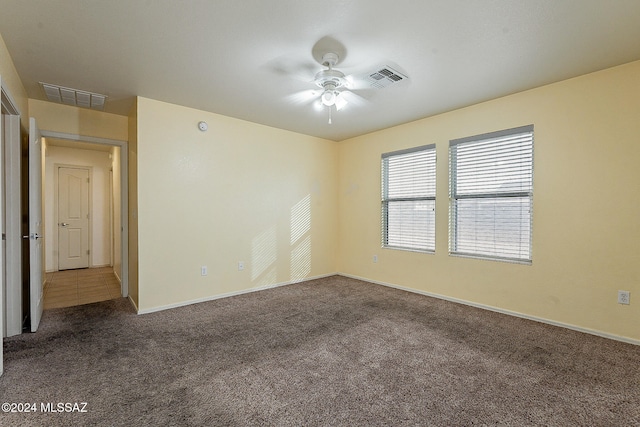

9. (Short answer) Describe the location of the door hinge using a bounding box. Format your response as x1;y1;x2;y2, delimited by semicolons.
87;250;90;255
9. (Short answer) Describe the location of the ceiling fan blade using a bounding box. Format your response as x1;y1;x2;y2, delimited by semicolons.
334;92;348;111
264;55;318;83
285;89;320;106
340;90;368;108
344;74;373;91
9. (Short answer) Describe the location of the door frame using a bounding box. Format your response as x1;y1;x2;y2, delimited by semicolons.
1;80;22;375
41;131;129;298
54;165;92;271
3;115;21;338
2;82;22;341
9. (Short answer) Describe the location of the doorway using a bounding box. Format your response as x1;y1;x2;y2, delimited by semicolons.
42;131;129;297
40;132;129;309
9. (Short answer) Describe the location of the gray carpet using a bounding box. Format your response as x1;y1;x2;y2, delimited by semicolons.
1;275;639;426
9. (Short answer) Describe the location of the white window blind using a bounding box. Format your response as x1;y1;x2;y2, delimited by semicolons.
382;144;436;252
449;125;533;263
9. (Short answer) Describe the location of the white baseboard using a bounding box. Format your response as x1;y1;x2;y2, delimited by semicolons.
136;273;337;315
339;273;640;347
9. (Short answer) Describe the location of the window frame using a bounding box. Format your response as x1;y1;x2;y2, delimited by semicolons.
381;143;437;253
449;125;534;264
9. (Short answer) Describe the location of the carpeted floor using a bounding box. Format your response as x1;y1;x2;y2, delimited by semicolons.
1;275;639;426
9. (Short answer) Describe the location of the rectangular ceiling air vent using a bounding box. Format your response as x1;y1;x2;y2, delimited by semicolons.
40;82;107;111
365;66;408;89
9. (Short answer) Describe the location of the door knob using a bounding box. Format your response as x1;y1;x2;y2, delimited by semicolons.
60;223;69;227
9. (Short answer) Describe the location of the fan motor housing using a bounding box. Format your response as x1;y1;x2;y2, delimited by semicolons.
315;69;346;90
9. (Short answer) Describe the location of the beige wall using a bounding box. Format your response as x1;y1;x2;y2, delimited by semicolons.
28;99;128;141
338;60;640;342
135;97;338;312
0;33;28;124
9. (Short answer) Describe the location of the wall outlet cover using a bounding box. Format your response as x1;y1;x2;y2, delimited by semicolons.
617;290;630;305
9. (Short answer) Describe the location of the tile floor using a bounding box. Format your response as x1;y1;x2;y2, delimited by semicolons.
44;267;122;310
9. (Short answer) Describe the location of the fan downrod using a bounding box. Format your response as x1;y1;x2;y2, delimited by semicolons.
314;52;346;92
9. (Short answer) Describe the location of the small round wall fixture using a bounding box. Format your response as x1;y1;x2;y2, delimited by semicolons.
198;121;208;132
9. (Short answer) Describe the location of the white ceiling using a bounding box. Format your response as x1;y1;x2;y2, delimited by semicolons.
1;1;640;141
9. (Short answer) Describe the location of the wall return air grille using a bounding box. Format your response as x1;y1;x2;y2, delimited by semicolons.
40;82;107;110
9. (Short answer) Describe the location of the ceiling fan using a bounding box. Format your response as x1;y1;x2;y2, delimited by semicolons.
314;52;351;114
283;50;409;124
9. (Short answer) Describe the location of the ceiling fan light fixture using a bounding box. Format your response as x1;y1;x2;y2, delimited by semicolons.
321;89;337;106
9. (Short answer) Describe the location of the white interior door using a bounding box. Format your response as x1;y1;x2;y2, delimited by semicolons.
28;118;43;332
58;167;89;270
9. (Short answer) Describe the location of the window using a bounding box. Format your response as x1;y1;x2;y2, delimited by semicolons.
382;144;436;252
449;125;533;263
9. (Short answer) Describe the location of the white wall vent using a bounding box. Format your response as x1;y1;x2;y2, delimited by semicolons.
40;82;107;111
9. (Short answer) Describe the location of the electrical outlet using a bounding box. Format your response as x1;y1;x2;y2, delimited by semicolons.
618;290;630;305
373;255;378;263
201;266;208;276
238;261;245;271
